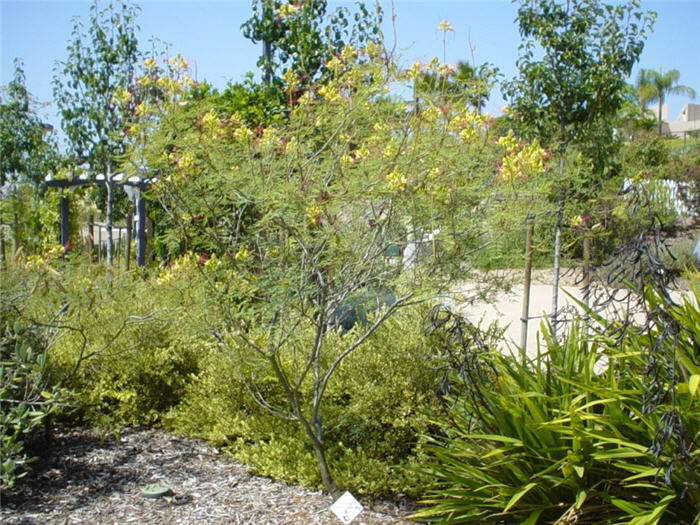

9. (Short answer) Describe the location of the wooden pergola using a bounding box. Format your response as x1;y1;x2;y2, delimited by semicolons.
43;171;155;267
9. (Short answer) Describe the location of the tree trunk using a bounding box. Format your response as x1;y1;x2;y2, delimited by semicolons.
87;214;95;260
12;212;19;261
551;188;564;340
125;203;132;271
268;353;338;497
657;95;664;135
106;165;114;268
520;221;534;361
0;216;6;270
303;422;338;498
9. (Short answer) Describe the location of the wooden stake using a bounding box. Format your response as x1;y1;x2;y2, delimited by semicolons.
520;221;534;362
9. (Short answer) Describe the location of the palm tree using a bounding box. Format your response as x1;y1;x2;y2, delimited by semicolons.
636;67;696;135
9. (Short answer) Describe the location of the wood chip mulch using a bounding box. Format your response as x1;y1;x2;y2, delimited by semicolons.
1;426;414;525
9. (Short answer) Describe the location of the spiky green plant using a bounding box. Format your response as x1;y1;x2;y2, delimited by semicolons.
414;299;699;524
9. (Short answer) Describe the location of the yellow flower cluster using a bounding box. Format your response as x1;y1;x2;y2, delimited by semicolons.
282;68;298;89
386;169;408;192
277;2;300;18
24;245;64;270
306;203;322;226
407;61;423;80
448;109;486;142
318;83;341;103
437;20;454;33
234;246;250;261
169;151;194;173
201;109;219;133
233;126;254;142
167;54;188;73
258;126;280;152
497;130;546;184
382;140;399;160
113;88;132;105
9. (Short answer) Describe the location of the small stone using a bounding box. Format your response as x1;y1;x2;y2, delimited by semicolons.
140;482;173;499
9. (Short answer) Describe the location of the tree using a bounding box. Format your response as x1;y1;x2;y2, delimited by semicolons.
637;67;697;135
0;60;58;265
241;0;382;89
126;51;503;495
502;0;654;337
413;60;499;115
53;0;141;267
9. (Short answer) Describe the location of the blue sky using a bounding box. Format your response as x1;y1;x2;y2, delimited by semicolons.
2;0;699;137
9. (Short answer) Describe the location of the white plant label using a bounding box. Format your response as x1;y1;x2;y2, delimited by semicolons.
330;491;363;524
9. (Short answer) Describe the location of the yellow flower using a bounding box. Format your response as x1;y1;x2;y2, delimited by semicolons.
282;68;298;87
234;126;253;142
277;2;300;18
201;109;220;136
407;61;423;80
318;83;340;102
437;20;454;33
259;126;279;150
382;141;398;159
306;203;322;226
386;169;408;192
235;246;250;261
134;102;149;118
341;45;356;63
365;41;380;59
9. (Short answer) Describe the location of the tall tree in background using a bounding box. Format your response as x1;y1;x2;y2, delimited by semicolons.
241;0;382;90
1;60;58;265
637;67;696;135
503;0;654;337
53;0;141;267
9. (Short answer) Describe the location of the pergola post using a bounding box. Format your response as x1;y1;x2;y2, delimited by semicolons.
44;171;154;267
137;192;147;268
60;192;70;249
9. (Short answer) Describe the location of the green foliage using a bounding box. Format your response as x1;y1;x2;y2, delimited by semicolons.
0;59;58;187
215;74;286;127
415;289;700;524
241;0;382;87
44;265;204;428
53;0;141;170
504;0;654;150
127;48;511;493
0;268;72;490
168;306;441;497
658;237;698;277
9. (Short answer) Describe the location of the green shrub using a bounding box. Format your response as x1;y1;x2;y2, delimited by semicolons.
3;255;208;430
168;306;443;497
414;302;699;524
47;266;208;428
0;272;72;489
659;237;698;276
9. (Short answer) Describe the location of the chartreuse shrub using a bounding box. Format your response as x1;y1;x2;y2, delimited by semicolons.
168;306;442;497
46;259;213;428
414;288;700;524
3;251;211;432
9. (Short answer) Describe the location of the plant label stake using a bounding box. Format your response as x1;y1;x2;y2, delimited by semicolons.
330;491;363;524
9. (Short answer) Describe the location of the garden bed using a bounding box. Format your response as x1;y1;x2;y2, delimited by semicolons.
1;426;413;525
